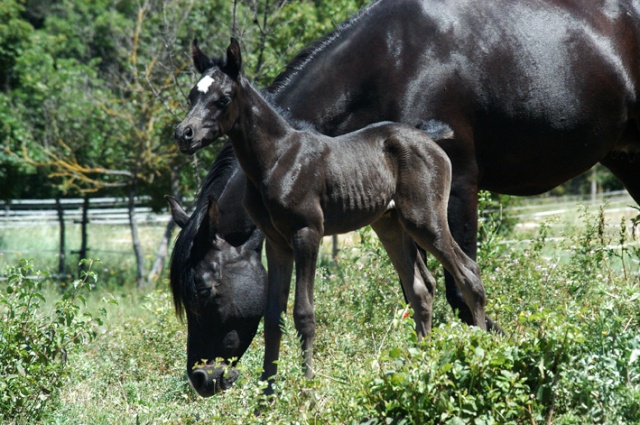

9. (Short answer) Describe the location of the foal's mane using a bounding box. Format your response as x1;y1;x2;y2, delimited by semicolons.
268;0;383;95
170;141;238;319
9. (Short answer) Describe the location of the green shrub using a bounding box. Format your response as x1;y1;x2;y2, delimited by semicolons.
0;259;103;423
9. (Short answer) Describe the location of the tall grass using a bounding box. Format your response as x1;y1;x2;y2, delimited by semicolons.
2;200;640;423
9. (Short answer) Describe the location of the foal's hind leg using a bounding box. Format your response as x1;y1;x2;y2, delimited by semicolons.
397;203;487;331
372;213;435;338
402;217;487;331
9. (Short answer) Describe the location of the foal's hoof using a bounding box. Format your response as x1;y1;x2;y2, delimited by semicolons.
486;317;505;336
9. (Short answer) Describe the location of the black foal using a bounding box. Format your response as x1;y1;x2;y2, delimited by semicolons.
175;38;487;394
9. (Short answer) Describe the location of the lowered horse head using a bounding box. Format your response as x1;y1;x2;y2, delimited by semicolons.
175;39;242;155
166;144;266;397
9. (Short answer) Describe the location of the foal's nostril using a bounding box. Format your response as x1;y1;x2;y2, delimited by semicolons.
175;126;194;141
183;126;194;141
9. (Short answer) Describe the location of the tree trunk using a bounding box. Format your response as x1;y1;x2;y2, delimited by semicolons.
147;220;175;283
128;178;148;289
254;0;272;78
56;196;66;282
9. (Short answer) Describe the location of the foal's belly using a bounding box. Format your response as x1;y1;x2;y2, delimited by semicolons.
321;200;392;236
320;144;397;234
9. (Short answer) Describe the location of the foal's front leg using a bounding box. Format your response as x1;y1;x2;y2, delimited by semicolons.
292;227;322;379
261;240;294;395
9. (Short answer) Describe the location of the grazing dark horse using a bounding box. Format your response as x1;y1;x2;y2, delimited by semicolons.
173;0;640;395
176;38;487;393
165;142;266;396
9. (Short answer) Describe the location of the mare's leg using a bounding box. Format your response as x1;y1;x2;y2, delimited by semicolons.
261;239;294;395
371;213;435;337
292;227;321;379
601;154;640;205
437;136;500;332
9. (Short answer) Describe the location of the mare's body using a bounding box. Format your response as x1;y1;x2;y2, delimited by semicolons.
176;39;486;393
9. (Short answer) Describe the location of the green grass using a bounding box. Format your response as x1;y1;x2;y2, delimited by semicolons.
2;199;640;423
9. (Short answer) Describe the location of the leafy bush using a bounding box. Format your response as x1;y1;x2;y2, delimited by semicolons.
362;206;640;425
0;259;103;423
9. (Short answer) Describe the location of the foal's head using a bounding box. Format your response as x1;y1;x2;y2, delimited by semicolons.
175;38;243;154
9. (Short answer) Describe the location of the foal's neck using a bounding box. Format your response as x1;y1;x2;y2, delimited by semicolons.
228;77;294;185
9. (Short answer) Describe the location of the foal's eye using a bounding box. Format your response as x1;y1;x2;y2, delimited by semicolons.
215;96;231;108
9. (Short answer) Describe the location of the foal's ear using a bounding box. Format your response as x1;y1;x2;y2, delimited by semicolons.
191;39;211;74
224;37;242;80
165;195;190;228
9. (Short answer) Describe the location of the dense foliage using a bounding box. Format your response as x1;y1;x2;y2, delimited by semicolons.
0;0;368;202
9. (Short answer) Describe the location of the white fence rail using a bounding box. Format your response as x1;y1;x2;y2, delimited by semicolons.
1;191;635;229
0;197;171;228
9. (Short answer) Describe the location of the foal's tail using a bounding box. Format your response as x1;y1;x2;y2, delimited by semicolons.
415;119;455;142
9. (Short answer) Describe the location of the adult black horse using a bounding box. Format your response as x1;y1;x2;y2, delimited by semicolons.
173;0;640;396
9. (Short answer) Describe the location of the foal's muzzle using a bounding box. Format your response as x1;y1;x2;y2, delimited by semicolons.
175;125;194;142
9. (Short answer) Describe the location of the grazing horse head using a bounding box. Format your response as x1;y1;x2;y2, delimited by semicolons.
174;40;242;155
166;145;266;397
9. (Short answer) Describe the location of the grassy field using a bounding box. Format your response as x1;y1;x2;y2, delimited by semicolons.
0;221;169;285
2;195;640;424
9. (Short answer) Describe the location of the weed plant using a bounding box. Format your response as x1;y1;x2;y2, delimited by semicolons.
0;259;104;424
2;202;640;423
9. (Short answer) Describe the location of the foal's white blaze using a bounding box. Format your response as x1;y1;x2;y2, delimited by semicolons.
197;75;215;94
386;199;396;211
